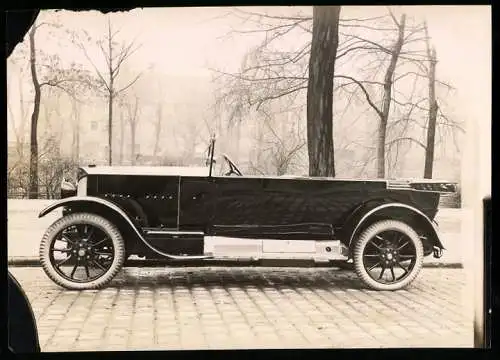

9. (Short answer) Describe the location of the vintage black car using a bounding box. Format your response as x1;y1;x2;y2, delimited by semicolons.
38;137;457;291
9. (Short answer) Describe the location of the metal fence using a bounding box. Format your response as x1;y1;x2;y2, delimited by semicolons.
7;190;60;200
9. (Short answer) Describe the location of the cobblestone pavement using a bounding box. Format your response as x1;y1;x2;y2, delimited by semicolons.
9;266;474;352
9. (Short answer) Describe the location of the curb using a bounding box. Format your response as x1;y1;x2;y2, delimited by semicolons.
7;258;464;269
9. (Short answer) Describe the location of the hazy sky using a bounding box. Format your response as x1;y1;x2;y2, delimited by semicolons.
7;6;491;184
18;5;489;126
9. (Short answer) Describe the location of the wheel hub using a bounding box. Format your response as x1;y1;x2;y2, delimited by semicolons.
73;240;94;261
380;248;398;264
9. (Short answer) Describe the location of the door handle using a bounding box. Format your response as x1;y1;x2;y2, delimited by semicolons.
192;193;204;200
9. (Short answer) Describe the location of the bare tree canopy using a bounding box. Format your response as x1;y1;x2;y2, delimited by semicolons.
71;17;143;165
212;6;463;179
7;7;475;200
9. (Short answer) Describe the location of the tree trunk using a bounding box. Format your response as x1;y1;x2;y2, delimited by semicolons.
130;123;136;165
107;23;114;166
424;26;438;179
108;92;113;165
28;24;41;199
71;99;81;163
152;103;162;158
306;6;341;177
377;14;406;179
129;97;139;165
119;107;124;165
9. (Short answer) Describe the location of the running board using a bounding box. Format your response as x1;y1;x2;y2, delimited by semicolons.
203;236;349;261
141;232;349;261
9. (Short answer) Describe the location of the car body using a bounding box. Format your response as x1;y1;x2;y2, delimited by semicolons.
38;137;457;291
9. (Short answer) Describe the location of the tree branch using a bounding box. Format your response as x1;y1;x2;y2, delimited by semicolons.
115;72;142;95
334;75;383;118
386;137;427;150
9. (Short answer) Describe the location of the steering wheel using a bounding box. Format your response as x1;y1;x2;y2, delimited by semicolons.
222;154;243;176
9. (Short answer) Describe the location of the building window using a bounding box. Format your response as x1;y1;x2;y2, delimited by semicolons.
91;121;98;131
134;144;140;154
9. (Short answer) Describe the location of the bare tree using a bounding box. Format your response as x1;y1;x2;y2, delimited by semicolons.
119;102;125;165
249;108;306;176
7;59;30;170
307;6;341;177
152;103;163;158
27;21;91;198
70;97;82;162
125;95;141;165
28;22;43;199
213;7;461;179
423;21;438;179
73;17;142;165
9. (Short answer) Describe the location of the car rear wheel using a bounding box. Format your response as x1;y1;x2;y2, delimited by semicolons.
353;220;424;291
39;212;125;290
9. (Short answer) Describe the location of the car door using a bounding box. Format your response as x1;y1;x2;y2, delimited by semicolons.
178;176;215;232
211;176;337;241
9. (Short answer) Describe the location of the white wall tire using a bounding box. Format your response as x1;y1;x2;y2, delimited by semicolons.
353;220;424;291
39;212;125;290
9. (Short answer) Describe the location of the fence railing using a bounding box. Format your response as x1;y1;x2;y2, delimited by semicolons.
7;191;60;200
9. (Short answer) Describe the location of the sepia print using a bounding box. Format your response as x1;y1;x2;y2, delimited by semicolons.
7;5;491;352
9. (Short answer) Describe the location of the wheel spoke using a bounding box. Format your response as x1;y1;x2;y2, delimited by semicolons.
390;267;396;282
363;254;379;257
56;255;72;267
61;234;77;245
76;225;86;238
84;264;91;278
53;248;72;253
70;263;79;279
86;226;95;241
378;266;386;279
398;254;415;258
394;234;403;246
368;241;382;250
396;261;409;275
91;238;108;248
94;251;113;256
368;261;381;271
397;241;409;251
375;235;385;242
91;259;107;271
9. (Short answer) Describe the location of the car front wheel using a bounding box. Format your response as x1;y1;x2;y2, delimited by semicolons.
39;212;125;290
353;220;424;291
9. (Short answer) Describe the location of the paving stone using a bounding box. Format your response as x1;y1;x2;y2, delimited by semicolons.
9;266;473;352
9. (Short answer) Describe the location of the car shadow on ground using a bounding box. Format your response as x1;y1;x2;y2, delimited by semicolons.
103;267;381;291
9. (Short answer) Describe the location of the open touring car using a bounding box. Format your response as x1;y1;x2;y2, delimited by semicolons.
38;137;457;291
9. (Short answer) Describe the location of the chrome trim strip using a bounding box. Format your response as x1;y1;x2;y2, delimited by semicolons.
39;196;211;260
347;202;441;247
409;189;458;194
144;230;204;235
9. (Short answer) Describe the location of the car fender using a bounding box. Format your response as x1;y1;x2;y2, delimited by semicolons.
39;195;136;220
38;196;207;260
347;202;444;250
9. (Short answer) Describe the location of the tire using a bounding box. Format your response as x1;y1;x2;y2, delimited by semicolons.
39;212;125;290
353;220;424;291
